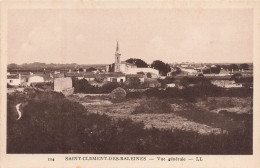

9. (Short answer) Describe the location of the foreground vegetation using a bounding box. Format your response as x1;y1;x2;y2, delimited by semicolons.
7;90;252;154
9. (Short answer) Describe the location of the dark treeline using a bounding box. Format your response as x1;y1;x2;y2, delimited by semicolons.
127;86;253;101
7;91;252;154
73;77;253;98
72;78;122;94
7;62;107;72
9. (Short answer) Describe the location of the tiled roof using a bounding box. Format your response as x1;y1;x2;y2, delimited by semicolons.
65;73;84;77
84;74;95;78
126;74;144;78
84;72;125;78
53;73;65;78
7;74;19;79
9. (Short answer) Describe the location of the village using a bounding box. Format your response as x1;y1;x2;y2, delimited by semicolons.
3;2;257;160
7;42;253;94
6;40;255;158
6;41;254;154
6;41;253;134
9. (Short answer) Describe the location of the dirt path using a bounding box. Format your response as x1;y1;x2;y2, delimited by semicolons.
16;103;22;120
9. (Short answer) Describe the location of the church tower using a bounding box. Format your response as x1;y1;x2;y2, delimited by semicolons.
114;41;121;72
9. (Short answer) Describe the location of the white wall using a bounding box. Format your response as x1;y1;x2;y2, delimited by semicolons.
28;76;44;85
106;76;126;82
120;64;126;72
116;76;126;82
54;77;73;92
125;68;159;76
7;74;21;86
85;78;95;81
180;68;198;75
8;78;21;86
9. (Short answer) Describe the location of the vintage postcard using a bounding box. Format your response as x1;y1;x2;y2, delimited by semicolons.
1;0;260;168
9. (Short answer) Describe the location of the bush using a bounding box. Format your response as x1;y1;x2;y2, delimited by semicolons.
73;78;125;94
126;84;253;101
133;97;172;114
102;82;122;93
146;72;152;78
7;83;13;88
158;77;175;88
125;78;141;88
7;91;252;154
110;87;126;103
33;82;53;91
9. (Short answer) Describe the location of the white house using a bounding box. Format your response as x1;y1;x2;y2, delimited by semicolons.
125;68;159;76
180;68;198;76
84;74;95;81
107;76;126;83
54;77;73;92
126;74;145;83
26;75;44;86
166;83;176;88
7;74;21;86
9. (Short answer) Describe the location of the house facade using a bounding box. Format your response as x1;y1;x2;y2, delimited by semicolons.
7;74;21;86
54;77;73;92
26;75;45;86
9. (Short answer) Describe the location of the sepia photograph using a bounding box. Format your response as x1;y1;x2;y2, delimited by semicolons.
1;1;260;168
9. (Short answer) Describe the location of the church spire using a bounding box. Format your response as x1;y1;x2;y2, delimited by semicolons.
114;41;121;72
116;41;119;52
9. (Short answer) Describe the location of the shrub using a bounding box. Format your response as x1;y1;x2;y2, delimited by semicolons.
72;78;96;93
126;84;252;100
158;77;175;88
73;79;125;94
133;97;172;114
7;83;13;88
125;78;141;88
146;72;152;78
7;91;252;154
33;82;53;91
110;87;126;103
102;82;121;93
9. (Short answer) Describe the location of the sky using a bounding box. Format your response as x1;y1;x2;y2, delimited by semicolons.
7;8;253;64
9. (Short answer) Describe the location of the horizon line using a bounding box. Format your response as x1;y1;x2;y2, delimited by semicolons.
8;61;254;66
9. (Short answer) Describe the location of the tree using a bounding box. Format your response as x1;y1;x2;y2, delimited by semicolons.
108;64;114;72
79;68;84;72
170;67;181;76
125;58;148;68
158;77;175;88
202;68;211;74
8;63;19;69
126;78;141;88
147;72;152;78
102;82;121;93
210;65;221;74
87;67;97;72
179;77;189;88
151;60;171;76
72;78;93;93
110;87;126;103
228;64;239;71
239;63;249;70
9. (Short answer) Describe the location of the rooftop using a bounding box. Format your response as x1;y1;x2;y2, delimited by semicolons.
7;74;19;79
